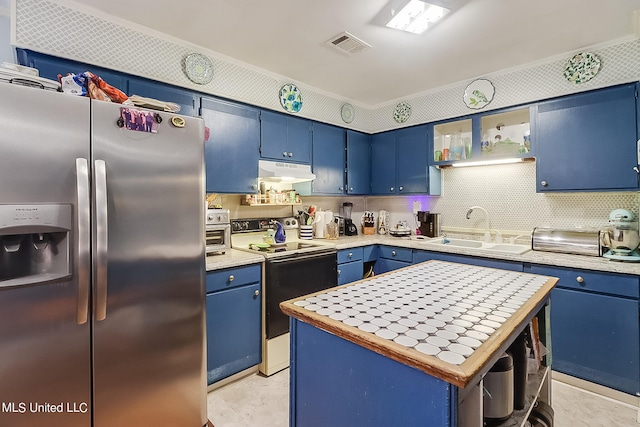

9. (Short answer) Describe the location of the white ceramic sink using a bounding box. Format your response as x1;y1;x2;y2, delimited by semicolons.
422;237;530;255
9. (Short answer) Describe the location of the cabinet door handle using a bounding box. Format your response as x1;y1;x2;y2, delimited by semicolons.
541;180;548;187
288;152;293;157
337;269;341;276
282;151;287;157
390;187;394;192
399;186;404;191
339;186;344;191
229;275;235;282
348;252;353;258
391;251;397;256
349;187;354;191
576;276;584;284
254;289;260;296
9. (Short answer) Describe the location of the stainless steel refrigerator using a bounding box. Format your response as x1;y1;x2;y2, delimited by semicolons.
0;82;207;426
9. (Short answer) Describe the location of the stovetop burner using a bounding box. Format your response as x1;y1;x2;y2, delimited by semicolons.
249;241;328;254
231;217;336;258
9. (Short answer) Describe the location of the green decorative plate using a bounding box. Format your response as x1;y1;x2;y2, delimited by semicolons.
564;52;600;84
393;101;412;123
341;103;355;123
279;83;303;113
463;79;494;110
184;53;214;85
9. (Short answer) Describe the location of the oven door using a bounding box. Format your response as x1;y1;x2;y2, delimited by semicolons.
206;225;230;253
265;251;337;339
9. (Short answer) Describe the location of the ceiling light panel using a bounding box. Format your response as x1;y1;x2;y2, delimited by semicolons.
386;0;451;34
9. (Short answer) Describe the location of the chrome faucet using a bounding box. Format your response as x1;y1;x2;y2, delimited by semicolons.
466;206;492;243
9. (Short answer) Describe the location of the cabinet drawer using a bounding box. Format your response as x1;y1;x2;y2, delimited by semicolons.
528;265;639;298
338;247;364;264
206;264;261;293
378;245;412;263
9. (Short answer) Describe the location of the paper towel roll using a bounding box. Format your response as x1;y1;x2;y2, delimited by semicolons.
314;212;326;238
324;211;333;224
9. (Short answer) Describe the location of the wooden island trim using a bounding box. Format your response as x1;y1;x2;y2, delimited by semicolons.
280;260;557;388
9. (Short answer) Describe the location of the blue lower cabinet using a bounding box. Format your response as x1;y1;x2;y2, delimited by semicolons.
550;287;639;395
290;320;454;427
528;265;640;395
362;245;378;262
375;245;412;274
338;261;363;286
206;267;261;385
413;250;523;271
337;248;364;286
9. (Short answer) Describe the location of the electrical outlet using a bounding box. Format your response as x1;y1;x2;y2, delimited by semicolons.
412;201;421;214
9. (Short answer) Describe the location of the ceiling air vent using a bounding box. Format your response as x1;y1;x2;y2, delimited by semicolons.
326;31;372;56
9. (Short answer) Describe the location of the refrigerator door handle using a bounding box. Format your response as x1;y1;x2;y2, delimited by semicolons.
95;159;109;321
75;158;91;325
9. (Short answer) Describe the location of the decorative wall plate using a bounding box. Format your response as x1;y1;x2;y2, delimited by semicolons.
279;83;303;113
563;52;600;84
184;53;214;85
393;101;412;123
341;103;355;123
463;79;494;109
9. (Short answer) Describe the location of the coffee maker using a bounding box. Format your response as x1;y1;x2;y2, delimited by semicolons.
417;211;441;238
341;202;358;236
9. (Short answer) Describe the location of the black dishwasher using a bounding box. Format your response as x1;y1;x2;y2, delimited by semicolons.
265;250;337;339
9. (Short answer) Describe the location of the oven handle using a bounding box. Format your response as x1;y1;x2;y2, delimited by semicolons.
268;250;336;264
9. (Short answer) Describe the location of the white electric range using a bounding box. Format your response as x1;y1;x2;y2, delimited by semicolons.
231;217;337;375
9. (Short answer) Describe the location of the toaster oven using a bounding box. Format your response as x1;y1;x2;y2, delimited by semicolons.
206;209;230;254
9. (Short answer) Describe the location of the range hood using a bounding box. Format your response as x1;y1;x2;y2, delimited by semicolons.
258;160;316;183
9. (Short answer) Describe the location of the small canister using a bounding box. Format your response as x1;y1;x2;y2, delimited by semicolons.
483;352;514;425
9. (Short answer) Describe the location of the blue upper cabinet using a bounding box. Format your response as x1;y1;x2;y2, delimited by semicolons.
371;125;438;195
346;130;371;195
311;123;346;194
16;49;127;93
535;83;639;192
260;110;312;164
396;125;430;193
128;77;197;116
17;49;199;117
201;97;260;194
371;131;397;194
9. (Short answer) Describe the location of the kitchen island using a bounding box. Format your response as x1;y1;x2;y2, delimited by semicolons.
280;260;557;427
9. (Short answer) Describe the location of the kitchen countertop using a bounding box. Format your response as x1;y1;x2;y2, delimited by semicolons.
331;234;640;276
206;250;264;271
281;260;557;388
206;234;640;276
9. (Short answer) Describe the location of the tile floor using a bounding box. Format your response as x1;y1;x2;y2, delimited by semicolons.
207;369;639;427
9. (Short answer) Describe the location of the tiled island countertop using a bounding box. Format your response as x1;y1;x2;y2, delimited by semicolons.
281;260;557;388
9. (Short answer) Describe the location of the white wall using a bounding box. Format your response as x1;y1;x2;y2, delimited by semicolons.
214;163;639;239
0;0;14;64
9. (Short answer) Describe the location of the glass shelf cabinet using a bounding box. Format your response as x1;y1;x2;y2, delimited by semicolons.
433;118;472;162
480;107;530;158
431;105;534;166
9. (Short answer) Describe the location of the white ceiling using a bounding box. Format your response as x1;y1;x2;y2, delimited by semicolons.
69;0;640;106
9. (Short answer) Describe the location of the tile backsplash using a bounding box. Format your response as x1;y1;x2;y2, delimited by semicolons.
218;161;639;238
